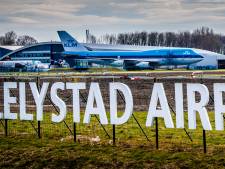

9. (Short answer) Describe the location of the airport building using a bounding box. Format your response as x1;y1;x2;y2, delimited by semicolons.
1;42;63;63
0;42;89;69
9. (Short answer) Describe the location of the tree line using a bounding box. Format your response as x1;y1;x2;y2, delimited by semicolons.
0;31;37;46
1;27;225;54
88;27;225;54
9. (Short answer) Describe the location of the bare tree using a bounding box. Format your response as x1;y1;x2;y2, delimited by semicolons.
92;27;225;53
0;36;5;45
16;35;37;46
165;32;176;47
0;31;38;46
158;33;164;46
117;33;125;44
183;31;191;47
89;35;96;44
148;32;158;46
0;31;17;45
140;31;147;45
109;34;117;44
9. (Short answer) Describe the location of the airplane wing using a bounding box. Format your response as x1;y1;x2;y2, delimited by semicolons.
123;60;160;69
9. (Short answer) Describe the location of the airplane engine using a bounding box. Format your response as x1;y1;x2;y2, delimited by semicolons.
110;60;124;67
136;62;151;69
123;61;155;70
135;62;155;70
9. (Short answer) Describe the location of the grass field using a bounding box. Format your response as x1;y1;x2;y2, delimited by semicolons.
1;137;225;169
1;111;225;168
1;68;225;77
1;70;225;168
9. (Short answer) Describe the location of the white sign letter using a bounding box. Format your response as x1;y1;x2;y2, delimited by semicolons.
51;82;67;123
175;83;184;128
146;83;174;128
30;82;49;121
19;82;33;120
84;83;108;124
4;82;17;119
110;82;133;125
66;82;86;123
214;83;225;130
187;83;212;130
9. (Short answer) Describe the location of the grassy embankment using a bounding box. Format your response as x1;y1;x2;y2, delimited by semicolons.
1;68;225;77
0;111;225;168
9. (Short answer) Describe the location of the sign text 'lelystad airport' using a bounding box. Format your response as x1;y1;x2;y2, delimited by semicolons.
2;82;225;131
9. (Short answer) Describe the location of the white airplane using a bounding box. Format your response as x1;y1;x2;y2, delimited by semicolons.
57;31;204;70
0;60;50;72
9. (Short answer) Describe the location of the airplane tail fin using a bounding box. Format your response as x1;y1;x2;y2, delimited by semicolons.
57;31;88;52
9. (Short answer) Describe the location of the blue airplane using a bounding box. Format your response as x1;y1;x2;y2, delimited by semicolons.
57;31;203;70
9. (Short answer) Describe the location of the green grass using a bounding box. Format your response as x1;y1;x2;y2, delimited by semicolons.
1;68;225;77
1;111;225;168
1;137;225;169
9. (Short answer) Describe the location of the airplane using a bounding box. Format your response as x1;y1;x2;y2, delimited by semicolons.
57;31;204;70
0;60;50;72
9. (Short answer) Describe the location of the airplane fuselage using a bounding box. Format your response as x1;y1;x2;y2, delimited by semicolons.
64;48;203;67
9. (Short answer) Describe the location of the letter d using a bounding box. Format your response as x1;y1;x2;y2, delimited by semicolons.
110;83;133;125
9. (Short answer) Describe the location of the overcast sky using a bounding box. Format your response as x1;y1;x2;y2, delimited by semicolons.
0;0;225;42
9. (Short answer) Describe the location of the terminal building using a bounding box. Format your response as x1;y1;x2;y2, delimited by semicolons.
0;42;64;64
0;42;89;69
1;42;225;70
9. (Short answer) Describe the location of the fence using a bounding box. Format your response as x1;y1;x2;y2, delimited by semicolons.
0;74;224;153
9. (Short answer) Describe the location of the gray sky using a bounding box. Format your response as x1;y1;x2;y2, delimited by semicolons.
0;0;225;42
